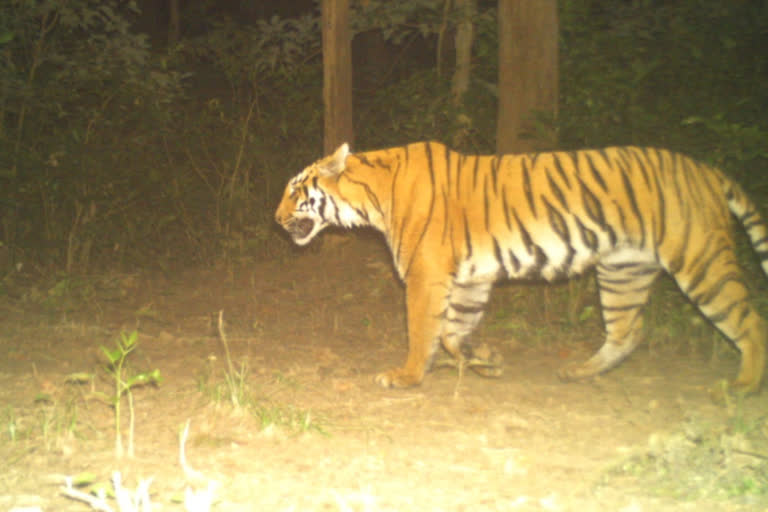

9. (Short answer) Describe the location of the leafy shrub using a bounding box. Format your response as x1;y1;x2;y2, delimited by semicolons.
0;0;185;272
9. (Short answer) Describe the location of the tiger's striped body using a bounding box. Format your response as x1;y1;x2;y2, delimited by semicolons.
276;141;768;392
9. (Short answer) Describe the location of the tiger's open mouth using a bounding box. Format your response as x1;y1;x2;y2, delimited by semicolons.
286;218;315;241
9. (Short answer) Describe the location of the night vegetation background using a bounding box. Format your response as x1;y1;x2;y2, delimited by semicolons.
1;0;767;279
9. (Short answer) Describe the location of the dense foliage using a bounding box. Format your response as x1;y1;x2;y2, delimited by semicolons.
0;0;766;276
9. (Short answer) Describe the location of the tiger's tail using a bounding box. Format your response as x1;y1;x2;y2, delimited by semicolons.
725;178;768;278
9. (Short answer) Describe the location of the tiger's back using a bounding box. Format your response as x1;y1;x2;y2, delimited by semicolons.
276;141;767;393
388;144;742;280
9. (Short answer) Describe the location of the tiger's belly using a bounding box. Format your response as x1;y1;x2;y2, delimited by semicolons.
460;240;604;284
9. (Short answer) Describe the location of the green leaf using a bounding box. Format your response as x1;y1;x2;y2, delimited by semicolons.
34;393;53;404
578;305;595;323
100;345;121;364
120;330;138;346
126;374;148;387
65;372;94;384
69;472;98;486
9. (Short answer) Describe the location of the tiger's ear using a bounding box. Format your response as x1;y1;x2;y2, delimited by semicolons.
318;143;350;177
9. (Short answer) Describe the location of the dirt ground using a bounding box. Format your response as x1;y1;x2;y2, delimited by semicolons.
1;236;767;511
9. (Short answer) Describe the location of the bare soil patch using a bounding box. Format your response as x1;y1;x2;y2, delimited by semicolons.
1;237;767;511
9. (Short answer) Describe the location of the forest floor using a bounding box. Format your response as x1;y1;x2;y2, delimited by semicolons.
1;235;767;511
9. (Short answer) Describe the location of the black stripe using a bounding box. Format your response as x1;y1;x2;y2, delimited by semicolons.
543;196;571;244
652;165;665;248
501;185;513;230
614;198;628;239
513;209;534;255
552;153;572;188
707;300;741;325
484;174;491;231
684;243;730;295
327;195;342;224
450;302;486;315
522;159;536;217
531;246;548;277
372;157;392;171
402;143;436;278
463;210;473;258
620;171;645;248
596;147;613;165
632;148;653;189
601;261;646;271
579;178;605;226
508;249;521;273
440;185;450;243
455;153;465;197
356;155;376;168
665;209;691;274
391;154;403;263
445;145;452;198
584;152;608;192
691;271;743;308
318;194;327;220
599;283;653;295
698;162;723;206
342;175;384;219
491;156;500;192
575;216;599;252
492;236;506;276
547;170;569;210
739;304;751;324
579;177;616;246
628;265;660;276
680;156;703;206
742;217;764;232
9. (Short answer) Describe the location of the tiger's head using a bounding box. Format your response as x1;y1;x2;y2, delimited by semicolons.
275;143;350;246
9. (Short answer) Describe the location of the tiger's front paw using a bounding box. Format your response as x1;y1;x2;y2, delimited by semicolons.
374;367;424;388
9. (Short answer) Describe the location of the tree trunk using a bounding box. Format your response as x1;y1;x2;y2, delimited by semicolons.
322;0;354;155
452;0;475;104
168;0;180;47
496;0;558;154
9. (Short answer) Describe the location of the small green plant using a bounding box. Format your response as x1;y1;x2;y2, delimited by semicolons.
215;311;247;409
602;412;768;502
3;406;18;442
34;394;79;451
200;311;327;435
99;330;161;458
253;404;327;435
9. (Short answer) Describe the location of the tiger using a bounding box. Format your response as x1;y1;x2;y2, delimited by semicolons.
275;141;768;393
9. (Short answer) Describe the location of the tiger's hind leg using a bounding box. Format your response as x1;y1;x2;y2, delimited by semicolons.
437;280;503;378
667;231;766;394
559;260;660;381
